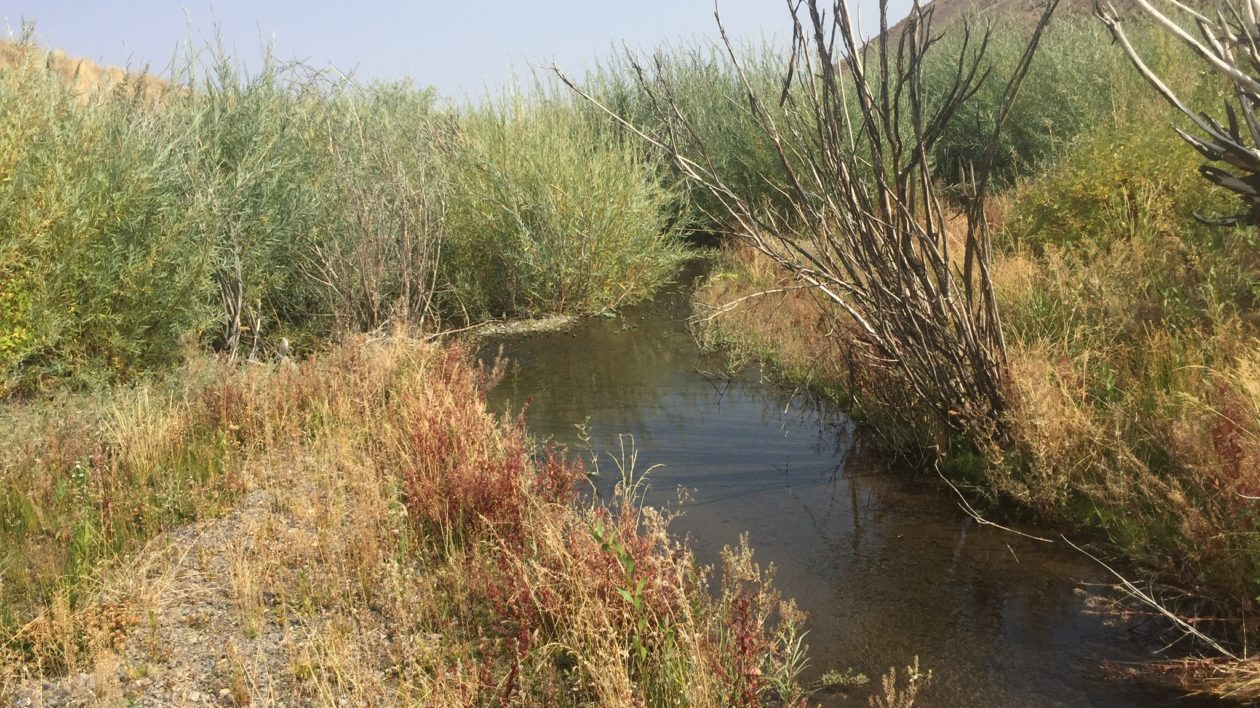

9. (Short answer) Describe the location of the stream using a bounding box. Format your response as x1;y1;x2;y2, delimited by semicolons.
480;266;1219;707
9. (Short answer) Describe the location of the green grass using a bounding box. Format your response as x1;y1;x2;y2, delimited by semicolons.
0;365;238;643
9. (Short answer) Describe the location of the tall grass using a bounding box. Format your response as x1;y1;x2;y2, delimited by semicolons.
175;54;452;352
926;15;1218;187
986;40;1260;620
176;51;335;356
925;17;1119;184
583;42;799;227
0;41;445;391
579;18;1149;227
315;81;450;332
578;16;1196;216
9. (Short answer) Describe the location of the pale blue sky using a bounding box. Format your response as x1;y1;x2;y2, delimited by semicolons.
4;1;914;97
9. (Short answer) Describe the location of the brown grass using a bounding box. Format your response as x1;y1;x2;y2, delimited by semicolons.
1;337;814;704
696;224;1260;699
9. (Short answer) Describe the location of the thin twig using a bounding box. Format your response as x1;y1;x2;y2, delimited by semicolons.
688;284;816;323
421;321;495;341
935;465;1055;543
1062;535;1241;661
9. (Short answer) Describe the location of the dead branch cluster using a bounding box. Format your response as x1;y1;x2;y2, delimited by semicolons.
560;0;1060;447
311;96;448;335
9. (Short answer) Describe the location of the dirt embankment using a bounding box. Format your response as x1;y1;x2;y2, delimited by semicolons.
0;38;167;99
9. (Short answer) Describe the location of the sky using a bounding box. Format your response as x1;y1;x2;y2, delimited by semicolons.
3;1;913;98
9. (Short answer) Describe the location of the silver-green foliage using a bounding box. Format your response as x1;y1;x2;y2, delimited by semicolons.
2;39;687;392
584;44;795;226
926;15;1169;185
0;49;213;390
177;52;331;356
443;92;687;319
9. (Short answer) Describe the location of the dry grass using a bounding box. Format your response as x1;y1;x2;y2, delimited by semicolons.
696;221;1260;699
695;243;845;386
868;657;931;708
1;337;814;704
990;226;1260;588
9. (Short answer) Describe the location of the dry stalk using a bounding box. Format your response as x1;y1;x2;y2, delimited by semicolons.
310;78;447;334
689;283;815;324
1098;0;1260;224
1064;536;1243;661
558;0;1061;449
934;465;1056;543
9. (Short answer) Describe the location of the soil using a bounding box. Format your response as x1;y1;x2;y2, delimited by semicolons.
12;486;334;707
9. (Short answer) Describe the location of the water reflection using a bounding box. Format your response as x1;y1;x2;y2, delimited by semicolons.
480;272;1218;707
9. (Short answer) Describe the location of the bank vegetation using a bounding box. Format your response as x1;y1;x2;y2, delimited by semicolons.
3;0;1260;702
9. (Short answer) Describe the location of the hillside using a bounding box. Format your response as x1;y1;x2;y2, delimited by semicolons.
0;38;165;98
887;0;1137;36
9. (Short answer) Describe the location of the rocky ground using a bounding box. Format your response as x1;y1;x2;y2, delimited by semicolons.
9;445;407;707
13;488;298;706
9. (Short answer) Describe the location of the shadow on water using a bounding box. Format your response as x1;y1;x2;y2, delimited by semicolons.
479;263;1221;707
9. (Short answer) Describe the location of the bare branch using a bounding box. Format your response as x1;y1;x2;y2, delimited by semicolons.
936;466;1056;543
1098;0;1260;223
688;284;817;324
1063;536;1242;662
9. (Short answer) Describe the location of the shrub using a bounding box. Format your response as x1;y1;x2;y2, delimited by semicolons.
0;44;213;394
927;16;1203;187
442;91;686;319
584;43;795;224
314;82;450;333
174;52;340;356
0;40;453;391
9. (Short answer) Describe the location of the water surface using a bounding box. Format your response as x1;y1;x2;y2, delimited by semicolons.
481;271;1216;707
